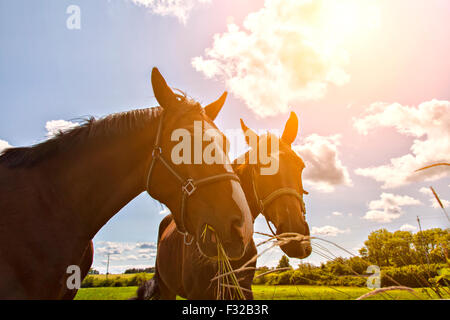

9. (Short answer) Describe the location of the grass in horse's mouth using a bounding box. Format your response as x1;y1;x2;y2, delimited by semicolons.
202;224;246;300
201;224;217;244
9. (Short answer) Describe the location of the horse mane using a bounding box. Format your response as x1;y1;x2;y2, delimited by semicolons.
0;94;203;169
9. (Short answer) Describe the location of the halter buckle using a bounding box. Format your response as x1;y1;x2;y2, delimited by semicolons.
182;179;196;196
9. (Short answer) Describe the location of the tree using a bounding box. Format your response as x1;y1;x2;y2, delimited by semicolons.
88;268;99;275
387;231;415;266
413;228;449;264
277;255;292;269
360;228;449;267
124;267;155;274
362;229;393;266
347;256;370;274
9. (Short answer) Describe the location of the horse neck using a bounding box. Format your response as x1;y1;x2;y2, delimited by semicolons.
232;162;260;222
41;113;159;239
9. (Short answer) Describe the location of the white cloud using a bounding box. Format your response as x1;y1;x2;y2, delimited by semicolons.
137;242;157;249
131;0;211;24
45;120;79;138
419;187;449;209
332;211;343;216
400;224;417;232
354;100;450;188
93;264;153;274
193;0;380;117
93;241;157;273
311;225;349;237
363;193;422;223
0;139;12;153
96;241;137;255
293;134;352;192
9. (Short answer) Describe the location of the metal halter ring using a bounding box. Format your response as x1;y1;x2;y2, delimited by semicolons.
152;147;162;158
183;232;194;245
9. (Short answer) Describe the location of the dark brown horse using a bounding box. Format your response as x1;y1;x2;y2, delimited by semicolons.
135;112;311;300
0;68;253;299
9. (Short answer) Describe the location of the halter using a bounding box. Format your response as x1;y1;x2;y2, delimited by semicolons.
146;110;241;245
250;166;306;236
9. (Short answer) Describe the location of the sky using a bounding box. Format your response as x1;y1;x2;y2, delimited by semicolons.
0;0;449;273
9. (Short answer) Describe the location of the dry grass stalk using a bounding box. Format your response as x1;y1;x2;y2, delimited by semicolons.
429;186;450;223
415;163;450;172
356;286;415;300
219;284;253;293
254;232;424;300
202;224;246;300
254;267;292;279
209;229;431;300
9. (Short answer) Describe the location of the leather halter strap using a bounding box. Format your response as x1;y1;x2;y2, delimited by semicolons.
250;166;306;236
146;110;240;245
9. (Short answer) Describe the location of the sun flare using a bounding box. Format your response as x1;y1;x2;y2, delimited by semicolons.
312;0;381;47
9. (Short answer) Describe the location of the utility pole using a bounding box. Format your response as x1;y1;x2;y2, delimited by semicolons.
416;216;430;265
106;252;110;280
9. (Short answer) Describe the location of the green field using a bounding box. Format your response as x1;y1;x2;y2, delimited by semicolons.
85;273;149;280
75;285;447;300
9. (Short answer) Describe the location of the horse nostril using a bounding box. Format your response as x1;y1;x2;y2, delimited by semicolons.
221;239;245;260
304;244;312;256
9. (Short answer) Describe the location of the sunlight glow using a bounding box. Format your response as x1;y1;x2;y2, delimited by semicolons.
193;0;382;117
310;0;381;52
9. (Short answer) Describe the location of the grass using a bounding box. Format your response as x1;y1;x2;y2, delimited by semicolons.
75;285;448;300
86;273;151;280
75;286;138;300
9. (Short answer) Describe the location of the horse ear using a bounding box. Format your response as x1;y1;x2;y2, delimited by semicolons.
204;92;227;120
151;67;176;108
281;112;299;145
240;119;258;146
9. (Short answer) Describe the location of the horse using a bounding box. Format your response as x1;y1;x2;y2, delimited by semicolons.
135;112;311;300
0;68;253;299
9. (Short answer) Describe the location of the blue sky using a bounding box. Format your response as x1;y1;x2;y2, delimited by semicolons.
1;0;449;272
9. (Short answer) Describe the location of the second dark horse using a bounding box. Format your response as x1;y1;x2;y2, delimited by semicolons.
135;112;312;300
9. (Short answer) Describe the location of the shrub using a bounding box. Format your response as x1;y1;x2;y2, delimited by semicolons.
127;273;152;287
381;264;445;288
81;276;95;288
80;273;153;288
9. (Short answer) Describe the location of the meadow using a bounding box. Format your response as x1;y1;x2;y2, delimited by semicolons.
75;284;447;300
